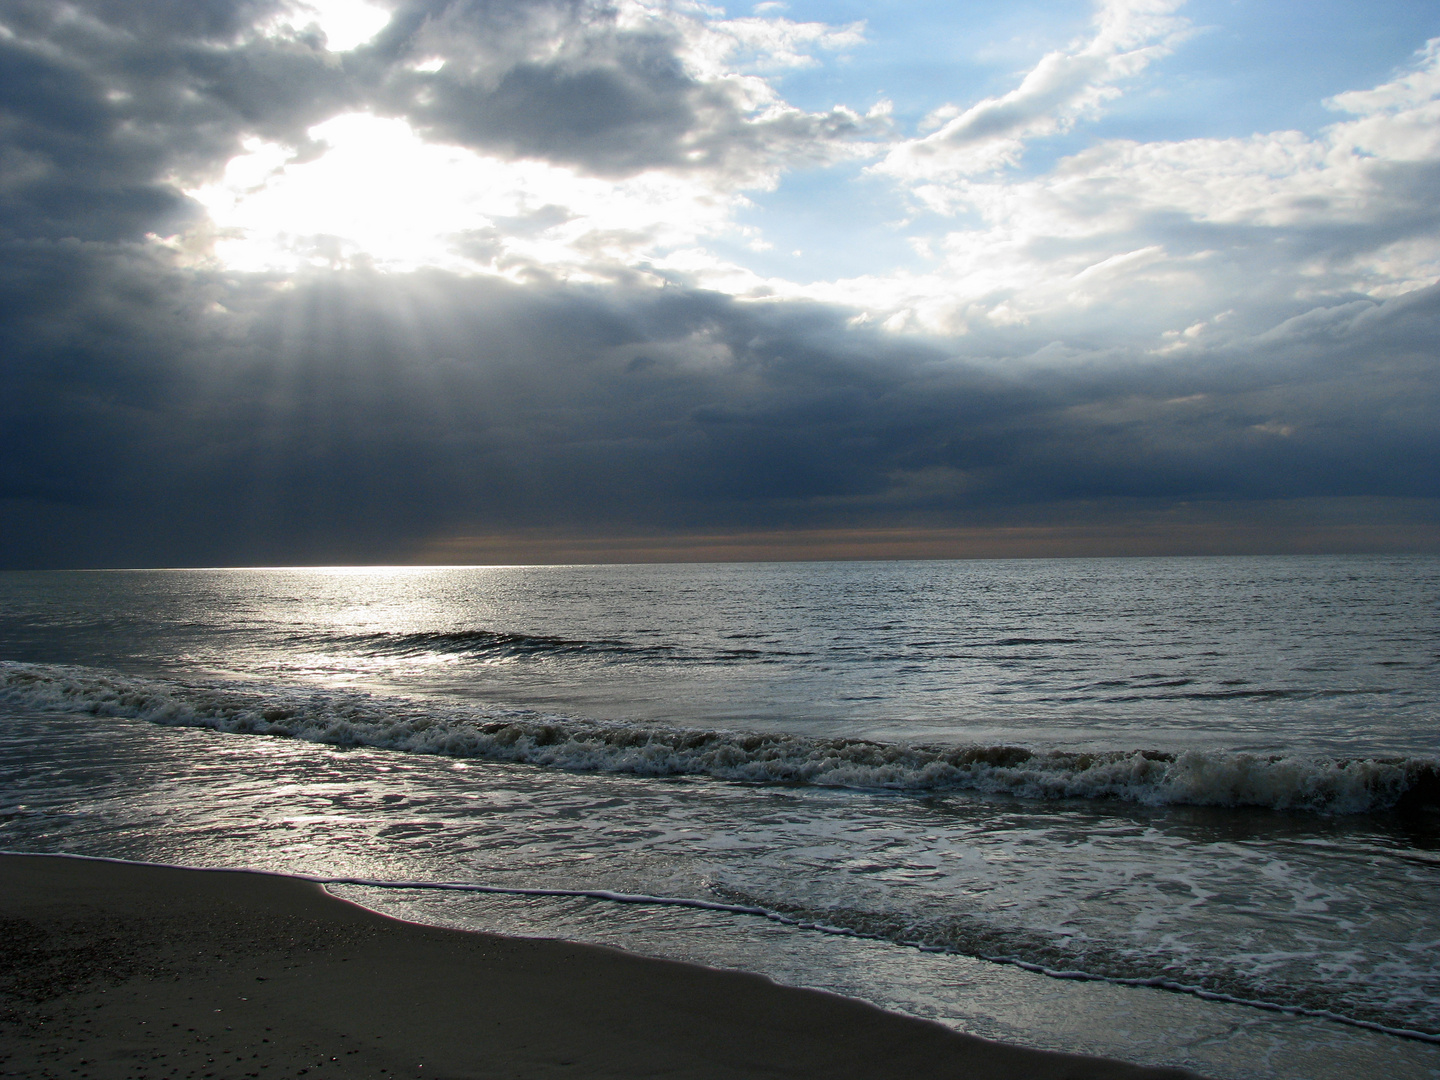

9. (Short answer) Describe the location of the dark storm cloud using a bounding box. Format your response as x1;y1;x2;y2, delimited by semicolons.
0;0;350;242
357;0;870;178
2;240;1436;566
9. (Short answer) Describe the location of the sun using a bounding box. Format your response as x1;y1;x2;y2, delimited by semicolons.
183;113;749;280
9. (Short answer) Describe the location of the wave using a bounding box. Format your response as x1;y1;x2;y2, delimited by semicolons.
313;628;672;660
3;661;1437;815
296;628;813;664
289;628;1118;665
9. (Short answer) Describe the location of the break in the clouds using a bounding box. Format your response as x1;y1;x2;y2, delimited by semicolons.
1;0;1437;566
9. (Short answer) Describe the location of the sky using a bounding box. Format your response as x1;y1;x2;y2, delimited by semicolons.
1;0;1438;567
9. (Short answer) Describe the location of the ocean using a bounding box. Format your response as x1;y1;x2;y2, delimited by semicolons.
1;556;1437;1078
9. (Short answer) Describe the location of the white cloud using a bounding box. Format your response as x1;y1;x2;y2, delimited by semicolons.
875;0;1189;190
797;36;1440;342
681;11;866;72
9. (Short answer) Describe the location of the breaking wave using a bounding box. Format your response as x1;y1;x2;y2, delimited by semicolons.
3;661;1436;815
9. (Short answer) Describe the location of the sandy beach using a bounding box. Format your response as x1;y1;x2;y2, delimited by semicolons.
0;853;1205;1080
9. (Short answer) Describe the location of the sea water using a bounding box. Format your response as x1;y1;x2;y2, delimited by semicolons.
0;556;1436;1078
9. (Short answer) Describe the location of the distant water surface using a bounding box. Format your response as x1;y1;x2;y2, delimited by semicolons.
1;556;1437;1079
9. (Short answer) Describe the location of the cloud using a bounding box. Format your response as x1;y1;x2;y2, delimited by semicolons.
1;241;1435;566
875;0;1189;186
0;0;879;268
280;0;393;51
1;1;1437;566
0;0;884;278
0;0;351;243
806;36;1440;341
182;110;765;274
358;0;878;183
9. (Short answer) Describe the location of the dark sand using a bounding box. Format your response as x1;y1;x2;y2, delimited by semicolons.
0;854;1204;1079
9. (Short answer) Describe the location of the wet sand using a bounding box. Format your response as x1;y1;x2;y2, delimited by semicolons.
0;853;1203;1079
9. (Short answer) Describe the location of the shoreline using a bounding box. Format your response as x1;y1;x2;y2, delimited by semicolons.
0;852;1204;1080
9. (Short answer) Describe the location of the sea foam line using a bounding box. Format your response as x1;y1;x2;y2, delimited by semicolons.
3;661;1438;813
5;850;1439;1046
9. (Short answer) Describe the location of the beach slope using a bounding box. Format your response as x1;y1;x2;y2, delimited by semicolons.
0;854;1202;1079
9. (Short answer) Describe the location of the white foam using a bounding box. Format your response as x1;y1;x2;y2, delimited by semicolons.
6;849;1438;1045
3;661;1436;814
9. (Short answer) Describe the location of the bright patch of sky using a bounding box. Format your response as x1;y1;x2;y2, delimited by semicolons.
189;114;748;278
189;0;1440;344
281;0;392;52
